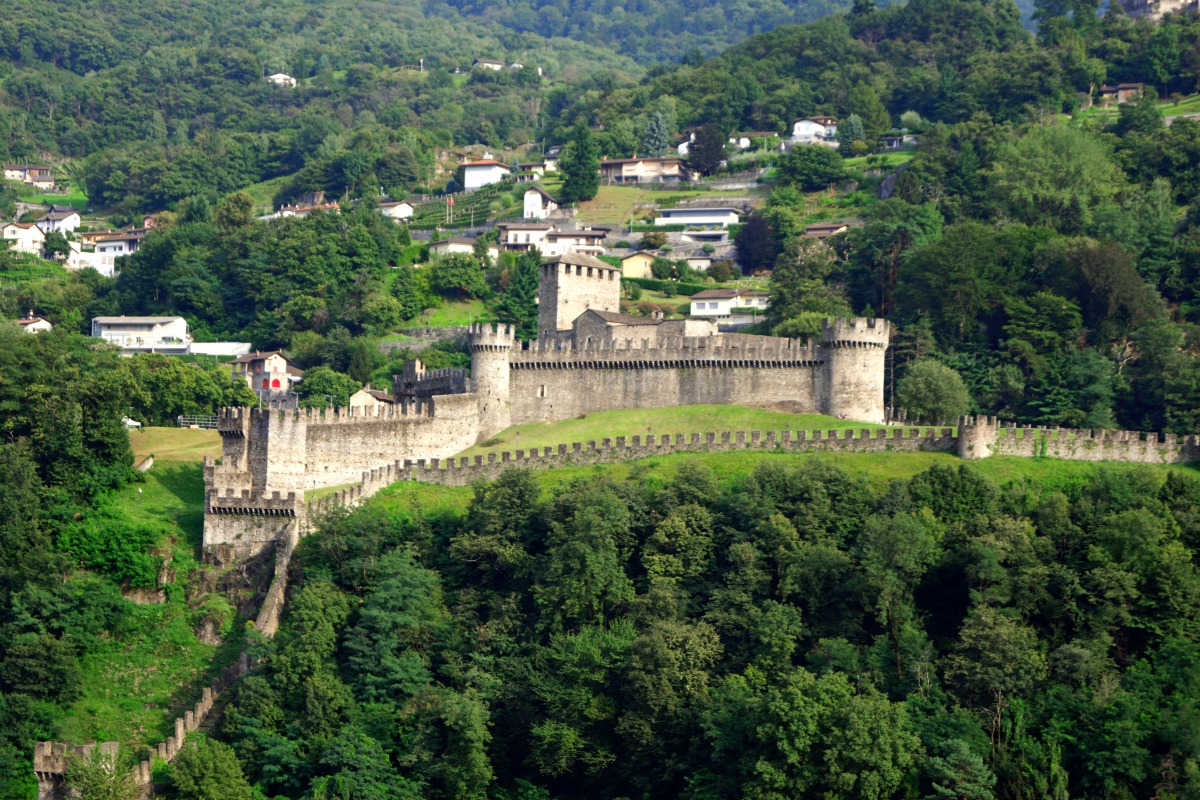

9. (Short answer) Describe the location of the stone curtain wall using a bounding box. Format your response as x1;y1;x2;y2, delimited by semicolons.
35;654;253;799
394;426;956;485
958;416;1200;463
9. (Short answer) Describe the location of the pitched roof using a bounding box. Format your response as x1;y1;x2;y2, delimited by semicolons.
38;210;79;221
501;222;554;231
585;309;663;326
378;200;413;208
430;237;481;246
462;159;510;168
18;316;49;326
525;186;558;203
620;250;658;261
365;389;395;402
600;157;683;166
691;288;769;300
545;251;619;272
2;222;40;231
230;349;287;364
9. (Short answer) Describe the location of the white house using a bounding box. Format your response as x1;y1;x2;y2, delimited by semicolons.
791;117;838;144
91;316;192;352
523;187;559;220
17;310;52;333
461;160;510;190
94;232;144;273
473;58;504;71
654;207;741;227
378;200;414;221
497;223;608;257
3;164;54;188
36;210;81;235
1;222;46;255
65;242;115;276
266;73;297;88
689;288;770;320
428;237;500;260
349;386;395;410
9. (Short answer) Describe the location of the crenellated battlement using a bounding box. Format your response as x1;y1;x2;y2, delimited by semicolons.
206;488;299;516
821;317;890;348
468;321;517;352
394;361;471;397
509;333;825;368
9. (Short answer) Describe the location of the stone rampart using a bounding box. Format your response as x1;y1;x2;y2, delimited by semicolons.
394;426;957;486
959;416;1200;464
395;360;472;396
35;653;253;799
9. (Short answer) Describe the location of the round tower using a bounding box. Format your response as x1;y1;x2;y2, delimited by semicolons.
469;322;516;441
820;317;890;423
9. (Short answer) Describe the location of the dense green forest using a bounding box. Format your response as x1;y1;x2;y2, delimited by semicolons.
205;458;1200;799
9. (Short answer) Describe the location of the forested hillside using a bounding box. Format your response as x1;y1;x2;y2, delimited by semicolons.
436;0;855;63
0;0;638;217
210;459;1200;799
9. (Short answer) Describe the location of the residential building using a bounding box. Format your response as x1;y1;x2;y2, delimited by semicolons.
473;58;504;71
620;251;658;279
79;229;119;247
3;164;54;188
599;157;689;184
92;316;192;352
517;158;556;177
1116;0;1198;17
802;222;850;240
17;310;52;333
349;386;395;410
65;241;113;276
654;207;741;227
689;288;771;320
791;117;838;145
266;73;296;88
231;350;303;395
378;200;414;221
523;186;559;220
1;222;46;255
95;232;145;271
498;223;609;257
461;159;511;190
36;210;81;235
1098;83;1146;105
428;237;499;260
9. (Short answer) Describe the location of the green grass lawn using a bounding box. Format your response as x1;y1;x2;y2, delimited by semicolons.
844;150;916;169
239;175;291;214
58;463;246;753
578;185;755;227
456;406;887;459
17;186;89;210
371;446;1199;516
131;427;222;463
403;298;488;327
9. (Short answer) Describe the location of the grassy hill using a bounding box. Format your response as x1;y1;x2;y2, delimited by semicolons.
459;405;883;458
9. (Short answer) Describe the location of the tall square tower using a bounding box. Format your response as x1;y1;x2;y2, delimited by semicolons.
538;252;622;338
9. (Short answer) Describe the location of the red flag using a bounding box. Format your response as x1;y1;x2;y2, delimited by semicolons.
448;197;455;206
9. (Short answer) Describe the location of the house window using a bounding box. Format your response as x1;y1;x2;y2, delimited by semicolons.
262;378;269;389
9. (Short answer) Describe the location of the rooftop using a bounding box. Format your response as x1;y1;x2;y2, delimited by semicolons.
38;210;79;221
545;251;619;272
601;156;683;166
658;207;741;214
93;315;185;325
230;349;287;364
691;288;769;300
462;159;510;168
586;309;664;326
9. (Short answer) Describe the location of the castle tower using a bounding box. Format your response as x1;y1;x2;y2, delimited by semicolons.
469;322;516;440
820;318;890;423
538;252;621;338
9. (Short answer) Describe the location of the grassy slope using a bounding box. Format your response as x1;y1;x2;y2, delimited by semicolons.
57;463;245;752
130;427;222;462
456;406;886;458
372;448;1200;517
577;185;755;227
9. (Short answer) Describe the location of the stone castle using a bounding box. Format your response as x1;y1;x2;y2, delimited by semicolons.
202;251;889;562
